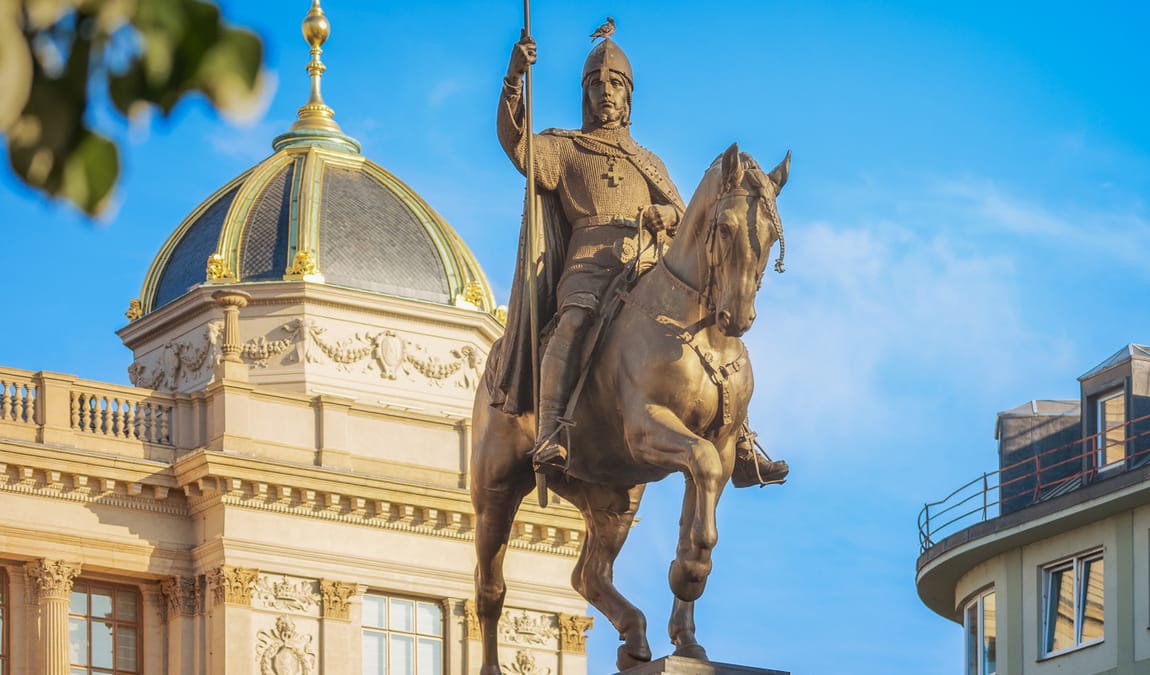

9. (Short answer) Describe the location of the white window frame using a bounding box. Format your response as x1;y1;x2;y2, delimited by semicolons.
1095;390;1126;469
963;588;996;675
1041;550;1105;658
361;592;444;675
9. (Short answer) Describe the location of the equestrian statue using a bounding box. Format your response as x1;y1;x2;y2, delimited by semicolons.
472;24;791;674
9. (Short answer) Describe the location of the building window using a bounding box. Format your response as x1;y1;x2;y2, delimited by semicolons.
362;594;443;675
69;582;140;674
964;589;996;675
1042;551;1104;656
1096;391;1126;468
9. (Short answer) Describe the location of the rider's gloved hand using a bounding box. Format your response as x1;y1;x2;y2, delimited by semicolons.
640;204;679;236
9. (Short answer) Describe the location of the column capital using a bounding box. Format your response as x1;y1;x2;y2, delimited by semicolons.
160;576;198;622
320;579;358;620
557;613;594;655
207;565;259;607
23;559;81;601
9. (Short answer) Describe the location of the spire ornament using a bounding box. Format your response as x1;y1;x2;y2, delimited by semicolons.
274;1;359;152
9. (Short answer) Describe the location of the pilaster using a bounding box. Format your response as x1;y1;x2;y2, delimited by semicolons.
319;579;359;673
205;565;259;674
314;395;355;469
160;576;198;674
33;372;76;446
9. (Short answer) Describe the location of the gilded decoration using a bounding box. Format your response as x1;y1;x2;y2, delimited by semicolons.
319;579;356;620
208;565;259;607
125;298;143;321
498;608;558;647
253;574;321;615
205;253;230;281
285;250;320;278
160;576;198;621
256;615;317;675
504;650;552;675
24;559;81;600
557;613;594;654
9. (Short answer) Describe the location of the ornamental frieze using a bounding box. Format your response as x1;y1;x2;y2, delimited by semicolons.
504;650;553;675
127;321;223;391
498;608;559;647
256;615;317;675
252;574;321;615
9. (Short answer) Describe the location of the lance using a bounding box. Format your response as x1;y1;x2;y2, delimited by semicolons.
521;0;548;508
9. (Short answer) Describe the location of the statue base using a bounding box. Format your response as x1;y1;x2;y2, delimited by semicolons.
616;656;789;674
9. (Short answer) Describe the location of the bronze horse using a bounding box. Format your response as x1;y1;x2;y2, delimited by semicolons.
472;144;789;673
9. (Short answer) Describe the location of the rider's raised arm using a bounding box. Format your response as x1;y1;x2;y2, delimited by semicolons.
497;39;561;190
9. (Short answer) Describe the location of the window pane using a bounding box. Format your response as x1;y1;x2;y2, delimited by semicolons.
69;617;88;665
118;625;139;672
417;602;442;637
391;598;414;633
1045;566;1075;653
70;590;87;615
116;590;138;622
91;621;115;668
362;630;386;675
390;634;414;675
1080;557;1105;643
71;669;87;675
363;595;387;629
417;637;442;675
964;603;978;675
982;592;997;675
1100;394;1125;465
91;589;114;620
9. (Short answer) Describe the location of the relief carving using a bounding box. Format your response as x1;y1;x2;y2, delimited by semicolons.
128;321;223;391
208;565;259;607
498;609;558;647
505;651;552;675
253;574;321;614
256;615;317;675
319;579;356;620
24;559;81;601
557;613;594;654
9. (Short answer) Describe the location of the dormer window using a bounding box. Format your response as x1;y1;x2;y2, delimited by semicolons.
1096;390;1125;468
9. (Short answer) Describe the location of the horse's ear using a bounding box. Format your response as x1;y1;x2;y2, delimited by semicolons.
721;142;742;192
768;150;791;190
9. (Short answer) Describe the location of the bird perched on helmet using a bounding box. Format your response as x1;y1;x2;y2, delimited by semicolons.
590;17;615;41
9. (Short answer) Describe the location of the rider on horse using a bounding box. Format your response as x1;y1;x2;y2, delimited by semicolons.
492;33;787;488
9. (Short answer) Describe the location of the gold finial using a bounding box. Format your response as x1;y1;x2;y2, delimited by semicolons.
292;0;341;133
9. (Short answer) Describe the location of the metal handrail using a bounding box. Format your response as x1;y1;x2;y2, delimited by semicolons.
918;412;1150;553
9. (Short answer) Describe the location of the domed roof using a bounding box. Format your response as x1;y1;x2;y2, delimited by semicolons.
135;5;493;317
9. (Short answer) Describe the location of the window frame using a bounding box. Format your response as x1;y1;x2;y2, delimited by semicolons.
1041;549;1105;658
361;591;444;675
1095;389;1127;470
963;588;996;675
68;579;143;675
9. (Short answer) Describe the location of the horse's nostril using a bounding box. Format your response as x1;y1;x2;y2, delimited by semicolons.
717;311;731;329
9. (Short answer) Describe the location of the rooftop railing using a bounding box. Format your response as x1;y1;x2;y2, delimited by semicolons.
917;412;1150;554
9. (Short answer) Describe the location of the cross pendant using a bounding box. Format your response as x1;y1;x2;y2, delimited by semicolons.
602;159;624;188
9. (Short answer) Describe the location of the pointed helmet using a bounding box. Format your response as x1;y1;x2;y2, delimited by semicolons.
582;39;633;90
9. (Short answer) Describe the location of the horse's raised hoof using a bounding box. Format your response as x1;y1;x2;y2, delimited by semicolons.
668;559;710;602
616;643;652;671
673;642;709;661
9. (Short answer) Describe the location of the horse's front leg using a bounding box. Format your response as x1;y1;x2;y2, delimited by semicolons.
625;404;725;601
669;595;707;661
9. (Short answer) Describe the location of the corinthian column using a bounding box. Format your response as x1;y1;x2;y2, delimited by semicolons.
25;559;82;675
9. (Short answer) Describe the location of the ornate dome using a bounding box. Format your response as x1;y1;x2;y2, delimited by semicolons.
135;5;493;317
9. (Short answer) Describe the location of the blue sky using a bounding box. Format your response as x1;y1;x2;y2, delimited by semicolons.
4;1;1150;673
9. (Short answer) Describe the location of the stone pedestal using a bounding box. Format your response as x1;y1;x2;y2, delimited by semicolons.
617;656;789;675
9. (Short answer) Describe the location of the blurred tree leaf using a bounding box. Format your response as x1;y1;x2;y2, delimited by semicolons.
2;0;264;217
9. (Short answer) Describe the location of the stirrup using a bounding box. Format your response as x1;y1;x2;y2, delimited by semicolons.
733;431;788;488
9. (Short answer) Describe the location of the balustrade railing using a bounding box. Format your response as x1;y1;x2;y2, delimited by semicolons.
918;412;1150;554
0;373;37;424
0;368;177;449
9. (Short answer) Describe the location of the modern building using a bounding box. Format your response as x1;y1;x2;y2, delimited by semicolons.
916;343;1150;674
0;6;591;675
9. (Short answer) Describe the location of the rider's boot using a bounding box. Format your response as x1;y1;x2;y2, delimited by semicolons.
532;309;589;474
731;423;789;488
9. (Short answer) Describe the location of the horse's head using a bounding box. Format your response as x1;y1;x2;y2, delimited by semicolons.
705;143;789;337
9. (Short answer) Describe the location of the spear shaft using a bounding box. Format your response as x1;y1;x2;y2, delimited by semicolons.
521;0;548;508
